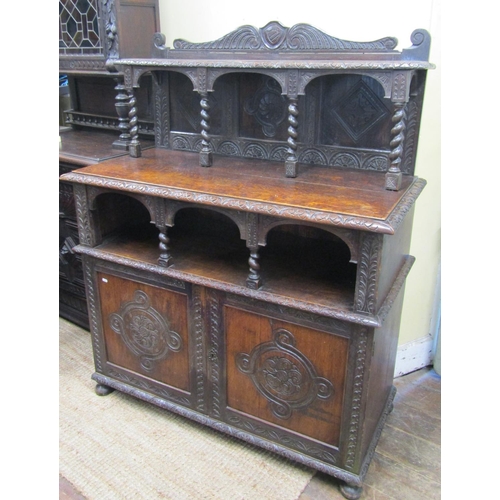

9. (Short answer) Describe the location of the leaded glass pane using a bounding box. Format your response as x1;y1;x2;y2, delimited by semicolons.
59;0;103;55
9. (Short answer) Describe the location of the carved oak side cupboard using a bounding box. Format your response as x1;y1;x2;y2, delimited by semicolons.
61;22;434;499
59;0;160;327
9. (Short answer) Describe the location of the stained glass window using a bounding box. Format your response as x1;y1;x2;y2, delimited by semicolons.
59;0;103;55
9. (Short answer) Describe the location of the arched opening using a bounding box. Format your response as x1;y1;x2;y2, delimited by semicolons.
169;207;249;281
304;73;392;153
210;72;296;158
95;192;154;243
260;224;357;307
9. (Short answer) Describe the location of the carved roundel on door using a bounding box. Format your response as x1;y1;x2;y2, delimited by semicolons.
236;328;334;419
109;290;182;371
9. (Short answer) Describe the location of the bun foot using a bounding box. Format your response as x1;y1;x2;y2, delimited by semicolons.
95;383;115;396
339;481;363;500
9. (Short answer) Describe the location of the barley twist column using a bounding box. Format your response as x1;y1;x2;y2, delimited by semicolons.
128;90;141;158
285;97;299;177
246;245;262;289
199;92;212;167
158;226;172;267
385;103;406;190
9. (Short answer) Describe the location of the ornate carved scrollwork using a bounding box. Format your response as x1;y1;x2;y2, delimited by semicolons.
236;328;333;419
172;21;397;52
109;290;182;371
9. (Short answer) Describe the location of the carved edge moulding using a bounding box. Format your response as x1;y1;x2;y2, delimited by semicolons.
114;22;434;189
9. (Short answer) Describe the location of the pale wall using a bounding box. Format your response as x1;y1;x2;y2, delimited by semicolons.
156;0;442;349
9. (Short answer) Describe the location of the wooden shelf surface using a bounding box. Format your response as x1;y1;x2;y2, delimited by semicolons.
59;128;154;166
62;148;418;225
95;226;356;313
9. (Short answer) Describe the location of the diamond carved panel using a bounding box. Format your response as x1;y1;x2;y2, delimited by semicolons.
331;80;389;142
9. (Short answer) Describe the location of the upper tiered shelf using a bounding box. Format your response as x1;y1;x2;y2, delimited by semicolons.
112;22;434;190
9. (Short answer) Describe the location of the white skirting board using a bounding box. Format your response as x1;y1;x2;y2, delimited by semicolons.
394;335;435;378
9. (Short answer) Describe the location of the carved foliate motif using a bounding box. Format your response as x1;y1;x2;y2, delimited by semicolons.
244;78;287;138
109;290;182;371
173;21;397;52
102;0;119;58
236;328;333;419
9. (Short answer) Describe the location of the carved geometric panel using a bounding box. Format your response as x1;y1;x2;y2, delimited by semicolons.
331;80;389;142
109;289;182;371
98;272;190;392
236;327;334;419
225;306;349;446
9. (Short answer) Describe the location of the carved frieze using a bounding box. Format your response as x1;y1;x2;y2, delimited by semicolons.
172;21;397;52
169;132;391;173
73;184;95;247
354;233;382;314
62;171;399;235
192;286;207;413
344;328;369;470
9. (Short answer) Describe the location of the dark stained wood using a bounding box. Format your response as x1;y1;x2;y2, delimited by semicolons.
97;272;190;392
60;22;433;500
225;306;349;445
59;129;134;164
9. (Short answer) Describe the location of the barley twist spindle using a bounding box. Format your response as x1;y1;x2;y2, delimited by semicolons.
128;90;142;157
246;246;262;289
385;103;406;190
285;98;299;177
158;226;172;267
199;92;212;167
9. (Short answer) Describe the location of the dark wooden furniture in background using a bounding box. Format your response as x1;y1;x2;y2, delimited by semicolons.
61;23;434;498
59;0;160;327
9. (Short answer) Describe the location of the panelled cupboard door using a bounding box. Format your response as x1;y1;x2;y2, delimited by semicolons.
97;272;191;393
224;305;349;446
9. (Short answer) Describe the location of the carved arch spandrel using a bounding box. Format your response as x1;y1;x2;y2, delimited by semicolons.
299;70;393;98
87;188;162;225
165;201;248;239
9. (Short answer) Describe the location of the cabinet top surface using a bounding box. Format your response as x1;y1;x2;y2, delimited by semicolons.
59;129;155;166
61;148;425;234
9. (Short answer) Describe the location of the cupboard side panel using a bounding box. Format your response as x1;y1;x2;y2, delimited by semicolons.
360;290;405;464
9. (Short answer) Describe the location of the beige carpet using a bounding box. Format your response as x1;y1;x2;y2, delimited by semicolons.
59;318;314;499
